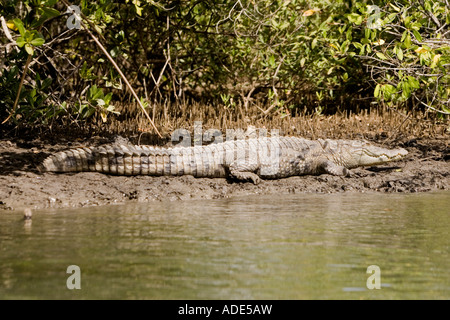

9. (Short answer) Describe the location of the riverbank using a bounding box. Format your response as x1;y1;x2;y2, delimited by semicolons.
0;130;448;211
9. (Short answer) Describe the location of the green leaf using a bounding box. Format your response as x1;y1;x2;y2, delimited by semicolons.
300;57;306;68
442;105;450;113
268;55;276;68
412;30;422;42
84;108;95;118
401;80;412;100
25;43;34;55
134;4;143;16
90;86;104;100
342;72;348;81
385;13;397;24
389;3;401;12
374;84;381;98
104;92;113;105
346;28;352;41
355;15;363;26
347;13;360;24
376;52;387;60
407;76;420;89
404;33;412;48
41;78;53;90
24;30;34;42
340;40;350;53
383;84;396;97
16;37;26;47
110;46;120;58
352;42;363;49
35;73;41;85
401;30;407;42
397;47;404;61
359;43;366;55
42;7;61;19
13;19;25;36
33;7;61;28
30;37;45;46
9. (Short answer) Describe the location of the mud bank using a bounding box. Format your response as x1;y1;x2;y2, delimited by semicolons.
0;135;448;211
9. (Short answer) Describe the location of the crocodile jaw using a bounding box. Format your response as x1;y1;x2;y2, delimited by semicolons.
356;147;408;166
348;146;408;167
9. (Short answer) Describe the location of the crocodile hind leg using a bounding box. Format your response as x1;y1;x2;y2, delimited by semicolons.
228;162;262;184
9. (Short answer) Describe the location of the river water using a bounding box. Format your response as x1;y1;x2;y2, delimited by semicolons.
0;192;448;299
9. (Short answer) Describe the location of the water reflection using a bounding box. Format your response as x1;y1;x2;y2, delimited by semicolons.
0;192;448;299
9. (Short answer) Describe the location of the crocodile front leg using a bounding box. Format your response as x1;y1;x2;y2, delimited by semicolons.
317;159;350;176
228;162;262;184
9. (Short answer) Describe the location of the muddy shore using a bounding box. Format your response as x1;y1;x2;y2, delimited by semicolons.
0;133;448;212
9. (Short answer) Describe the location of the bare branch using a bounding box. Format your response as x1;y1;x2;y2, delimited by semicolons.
59;0;163;138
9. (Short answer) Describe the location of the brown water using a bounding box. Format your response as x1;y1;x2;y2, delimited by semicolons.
0;192;449;299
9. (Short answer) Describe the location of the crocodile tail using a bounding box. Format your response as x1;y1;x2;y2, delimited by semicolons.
40;145;172;175
41;147;97;173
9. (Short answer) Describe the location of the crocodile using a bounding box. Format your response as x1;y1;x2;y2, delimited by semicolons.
40;136;408;184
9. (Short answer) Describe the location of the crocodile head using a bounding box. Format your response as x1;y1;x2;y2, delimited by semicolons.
336;141;408;168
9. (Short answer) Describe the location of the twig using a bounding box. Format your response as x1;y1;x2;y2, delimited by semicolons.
413;94;450;115
259;57;285;117
59;0;162;138
1;16;33;124
2;55;32;124
419;0;441;28
0;16;19;52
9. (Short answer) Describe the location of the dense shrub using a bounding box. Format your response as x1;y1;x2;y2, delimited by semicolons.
0;0;448;128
